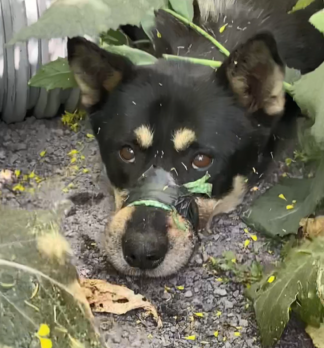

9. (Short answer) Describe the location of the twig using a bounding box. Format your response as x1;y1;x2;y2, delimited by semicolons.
163;54;222;68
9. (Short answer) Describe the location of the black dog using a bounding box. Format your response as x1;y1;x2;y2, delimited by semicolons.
67;0;324;277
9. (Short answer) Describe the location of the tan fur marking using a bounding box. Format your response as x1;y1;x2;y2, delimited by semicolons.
74;74;100;108
173;128;197;152
197;175;247;231
112;187;129;211
37;233;72;265
109;206;135;235
134;125;154;149
103;71;122;92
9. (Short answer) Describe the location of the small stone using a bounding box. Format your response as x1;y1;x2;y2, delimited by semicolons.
184;290;193;298
224;300;234;310
54;129;64;136
239;319;248;327
121;331;129;338
112;336;121;344
0;150;5;159
214;288;227;296
195;254;203;265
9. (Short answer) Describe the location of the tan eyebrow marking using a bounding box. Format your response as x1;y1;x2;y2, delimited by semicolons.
134;125;154;149
172;128;197;152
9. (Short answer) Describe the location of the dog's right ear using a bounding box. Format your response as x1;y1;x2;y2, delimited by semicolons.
67;37;134;110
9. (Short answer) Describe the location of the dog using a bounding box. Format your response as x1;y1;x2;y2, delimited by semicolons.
67;0;324;278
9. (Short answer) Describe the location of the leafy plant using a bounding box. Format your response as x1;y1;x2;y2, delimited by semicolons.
246;232;324;347
0;202;105;348
209;251;263;284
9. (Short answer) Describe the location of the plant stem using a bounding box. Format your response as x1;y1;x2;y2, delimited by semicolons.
163;8;230;57
163;54;222;68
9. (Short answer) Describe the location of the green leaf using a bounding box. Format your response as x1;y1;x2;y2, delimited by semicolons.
8;0;168;45
243;157;324;238
310;9;324;34
141;11;157;42
289;0;316;13
0;203;105;348
100;28;130;46
292;62;324;152
101;43;157;65
246;237;324;347
169;0;194;21
28;58;77;91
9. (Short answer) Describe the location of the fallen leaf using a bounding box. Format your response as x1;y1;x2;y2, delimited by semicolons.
299;215;324;239
80;278;162;327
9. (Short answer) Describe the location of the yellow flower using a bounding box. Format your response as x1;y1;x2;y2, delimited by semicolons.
13;184;25;192
176;285;184;290
244;240;250;248
184;335;196;341
40;150;46;157
214;331;219;338
268;275;275;283
15;170;21;178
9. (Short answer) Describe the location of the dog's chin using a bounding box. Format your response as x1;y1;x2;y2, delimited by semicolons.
104;207;197;278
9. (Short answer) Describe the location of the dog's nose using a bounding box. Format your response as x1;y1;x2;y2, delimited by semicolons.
122;230;168;270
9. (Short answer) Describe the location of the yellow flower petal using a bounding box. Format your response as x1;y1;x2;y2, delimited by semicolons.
282;172;288;177
184;335;196;341
164;285;171;292
15;170;21;178
40;151;46;157
38;323;50;337
219;23;228;33
86;133;94;139
286;205;294;210
29;172;35;179
194;312;204;318
40;338;52;348
176;285;184;290
13;184;25;192
231;258;236;263
244;228;249;234
23;174;28;181
292;200;297;204
82;168;89;174
214;331;219;338
278;194;287;201
223;337;227;342
216;278;223;282
234;332;241;337
268;275;275;283
156;30;162;38
216;311;222;317
251;186;259;191
80;155;85;160
68;149;78;156
251;235;258;242
244;240;250;248
70;157;77;164
62;188;69;193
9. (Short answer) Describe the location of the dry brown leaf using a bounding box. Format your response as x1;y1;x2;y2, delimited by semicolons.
299;216;324;239
80;278;162;327
306;324;324;348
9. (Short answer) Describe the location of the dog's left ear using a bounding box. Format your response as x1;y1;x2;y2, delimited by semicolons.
216;32;285;116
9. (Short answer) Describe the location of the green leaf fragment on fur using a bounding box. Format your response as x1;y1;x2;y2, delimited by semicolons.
183;173;212;197
128;200;172;211
310;9;324;34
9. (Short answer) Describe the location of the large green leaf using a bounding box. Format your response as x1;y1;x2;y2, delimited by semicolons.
310;9;324;34
246;237;324;347
244;156;324;238
102;44;157;65
8;0;168;45
169;0;194;21
0;203;105;348
292;62;324;152
28;58;77;90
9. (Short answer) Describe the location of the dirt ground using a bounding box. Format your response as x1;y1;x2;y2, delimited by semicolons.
0;115;314;348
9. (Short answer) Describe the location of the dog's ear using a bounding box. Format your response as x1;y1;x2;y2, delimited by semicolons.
217;32;285;116
67;37;134;110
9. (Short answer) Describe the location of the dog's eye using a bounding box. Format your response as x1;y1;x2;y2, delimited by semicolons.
119;146;135;163
192;154;213;170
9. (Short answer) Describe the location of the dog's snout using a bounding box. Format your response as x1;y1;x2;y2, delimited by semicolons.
122;229;168;270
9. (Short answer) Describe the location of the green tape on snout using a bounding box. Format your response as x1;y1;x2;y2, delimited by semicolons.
126;173;212;231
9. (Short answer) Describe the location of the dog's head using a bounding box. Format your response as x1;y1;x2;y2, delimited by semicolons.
67;25;285;277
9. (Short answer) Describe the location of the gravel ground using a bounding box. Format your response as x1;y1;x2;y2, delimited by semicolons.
0;115;314;348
